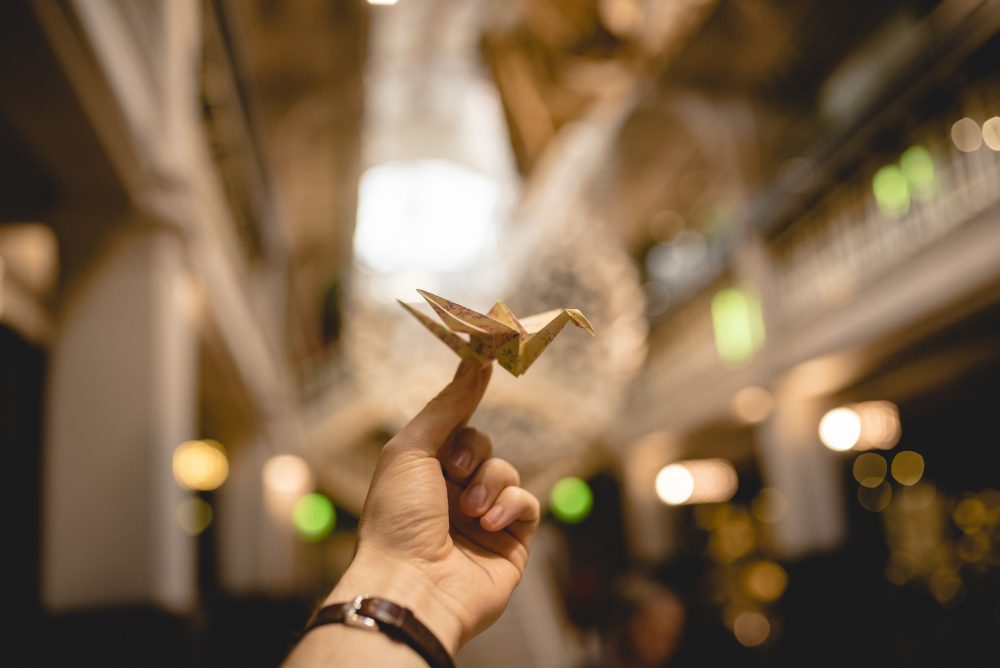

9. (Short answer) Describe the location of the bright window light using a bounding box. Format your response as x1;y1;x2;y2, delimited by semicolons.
354;160;500;275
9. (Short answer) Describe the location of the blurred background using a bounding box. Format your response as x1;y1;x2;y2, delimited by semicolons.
2;0;999;666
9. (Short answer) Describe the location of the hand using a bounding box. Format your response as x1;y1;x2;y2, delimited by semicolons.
325;358;540;654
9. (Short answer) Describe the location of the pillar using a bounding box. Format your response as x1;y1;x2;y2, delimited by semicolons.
43;225;198;612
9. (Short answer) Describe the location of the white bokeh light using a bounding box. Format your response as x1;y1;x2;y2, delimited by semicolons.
655;459;739;505
656;464;695;505
819;407;862;451
354;159;500;275
263;454;312;494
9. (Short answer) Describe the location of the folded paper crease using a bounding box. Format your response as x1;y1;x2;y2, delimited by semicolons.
397;289;595;376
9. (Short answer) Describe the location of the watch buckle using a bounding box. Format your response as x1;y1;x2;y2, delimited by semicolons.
344;595;378;630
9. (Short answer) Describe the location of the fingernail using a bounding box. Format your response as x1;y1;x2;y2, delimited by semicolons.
465;484;486;509
450;445;472;471
483;504;504;525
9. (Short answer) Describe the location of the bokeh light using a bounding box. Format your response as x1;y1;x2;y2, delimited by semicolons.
951;117;983;152
982;116;1000;151
929;567;963;605
731;386;774;424
953;497;987;531
733;610;771;647
853;453;887;488
710;508;756;562
656;465;694;505
263;454;312;494
855;400;901;450
293;493;336;541
549;477;593;524
175;497;213;536
957;531;990;563
857;481;892;512
655;459;738;505
819;407;862;451
711;288;765;366
751;487;787;524
744;561;788;602
891;451;925;486
872;165;910;217
354;160;499;274
899;145;936;200
172;440;229;492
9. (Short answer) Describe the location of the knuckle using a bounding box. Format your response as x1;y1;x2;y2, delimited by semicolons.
499;459;520;486
481;457;519;487
476;431;494;457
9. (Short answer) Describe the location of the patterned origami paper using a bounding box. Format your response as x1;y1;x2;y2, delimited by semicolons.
398;289;596;377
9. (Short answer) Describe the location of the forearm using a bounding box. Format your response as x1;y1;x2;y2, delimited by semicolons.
283;550;463;667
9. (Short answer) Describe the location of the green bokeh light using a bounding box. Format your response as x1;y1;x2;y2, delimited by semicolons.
293;493;336;541
899;145;936;201
550;477;593;524
872;164;910;217
711;288;765;366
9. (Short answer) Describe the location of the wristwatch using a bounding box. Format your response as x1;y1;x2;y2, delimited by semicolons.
305;595;455;668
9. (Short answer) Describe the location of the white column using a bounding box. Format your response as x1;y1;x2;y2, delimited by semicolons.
756;382;846;557
216;434;303;596
43;225;198;612
622;431;683;562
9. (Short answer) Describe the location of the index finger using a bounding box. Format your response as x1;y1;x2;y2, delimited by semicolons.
395;358;492;455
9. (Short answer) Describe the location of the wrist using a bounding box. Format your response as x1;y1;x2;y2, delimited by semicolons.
326;548;464;656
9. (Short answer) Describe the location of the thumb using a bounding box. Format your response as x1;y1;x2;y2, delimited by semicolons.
395;358;491;455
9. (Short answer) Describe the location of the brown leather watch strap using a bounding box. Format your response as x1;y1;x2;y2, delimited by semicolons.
306;596;455;668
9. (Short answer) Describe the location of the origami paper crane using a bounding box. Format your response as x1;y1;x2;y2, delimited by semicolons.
398;289;596;377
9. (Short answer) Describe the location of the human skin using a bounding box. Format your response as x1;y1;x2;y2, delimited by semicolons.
284;358;540;666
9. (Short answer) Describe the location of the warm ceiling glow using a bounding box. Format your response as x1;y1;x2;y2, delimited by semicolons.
367;0;398;5
891;451;924;486
818;407;862;451
655;459;738;505
172;440;229;491
731;386;774;424
951;117;982;152
263;454;312;494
